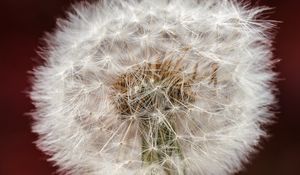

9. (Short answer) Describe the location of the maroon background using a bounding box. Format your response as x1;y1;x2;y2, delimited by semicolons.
0;0;299;174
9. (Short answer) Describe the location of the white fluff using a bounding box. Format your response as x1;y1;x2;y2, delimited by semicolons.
30;0;277;174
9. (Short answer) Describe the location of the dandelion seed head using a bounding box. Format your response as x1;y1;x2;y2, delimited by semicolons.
30;0;277;174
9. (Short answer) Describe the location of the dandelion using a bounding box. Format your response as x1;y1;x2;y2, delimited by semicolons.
30;0;277;174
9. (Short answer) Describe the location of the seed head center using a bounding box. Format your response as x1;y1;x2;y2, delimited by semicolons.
112;59;197;119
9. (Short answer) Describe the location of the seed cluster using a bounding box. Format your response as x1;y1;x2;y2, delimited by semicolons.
112;58;200;174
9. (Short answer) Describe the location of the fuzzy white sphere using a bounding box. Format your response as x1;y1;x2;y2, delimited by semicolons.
30;0;277;174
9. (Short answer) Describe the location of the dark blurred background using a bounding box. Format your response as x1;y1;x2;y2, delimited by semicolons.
0;0;299;174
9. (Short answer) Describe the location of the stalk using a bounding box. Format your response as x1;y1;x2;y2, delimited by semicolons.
140;116;185;175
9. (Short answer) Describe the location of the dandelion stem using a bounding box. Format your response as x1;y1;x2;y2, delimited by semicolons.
140;117;185;175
